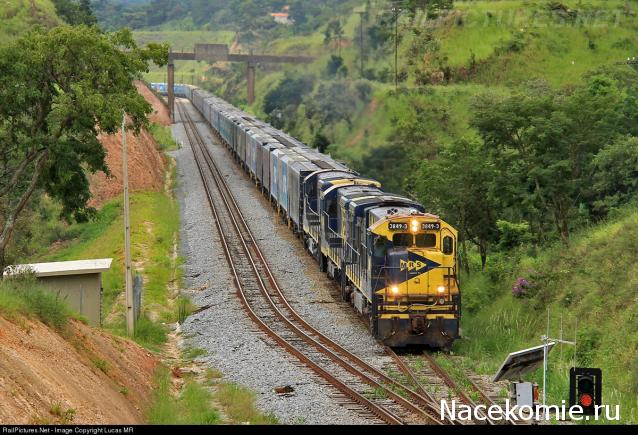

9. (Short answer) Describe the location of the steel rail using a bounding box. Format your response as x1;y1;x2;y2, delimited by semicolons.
179;101;452;424
185;103;454;424
186;102;454;424
421;352;499;425
177;102;404;425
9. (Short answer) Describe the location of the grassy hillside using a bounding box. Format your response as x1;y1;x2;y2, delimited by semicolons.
210;0;637;172
0;0;61;40
456;206;638;423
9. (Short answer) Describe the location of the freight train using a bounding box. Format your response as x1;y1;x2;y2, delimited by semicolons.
180;85;460;348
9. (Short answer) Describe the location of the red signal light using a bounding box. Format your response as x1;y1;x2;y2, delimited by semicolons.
579;393;593;407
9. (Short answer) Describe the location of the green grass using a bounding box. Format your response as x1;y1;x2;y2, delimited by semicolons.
92;358;109;374
28;189;181;353
183;347;207;360
148;123;181;151
455;207;638;423
216;383;278;424
0;276;74;331
0;0;61;42
42;191;180;320
442;1;638;87
148;367;220;425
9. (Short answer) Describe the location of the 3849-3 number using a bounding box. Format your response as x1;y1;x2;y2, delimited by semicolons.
421;223;441;231
388;222;441;231
388;223;408;231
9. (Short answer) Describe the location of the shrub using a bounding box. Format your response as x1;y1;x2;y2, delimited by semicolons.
133;315;167;350
496;220;532;250
0;275;71;331
512;277;531;297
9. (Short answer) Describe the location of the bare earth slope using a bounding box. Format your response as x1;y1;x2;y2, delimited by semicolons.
88;81;170;208
0;317;158;424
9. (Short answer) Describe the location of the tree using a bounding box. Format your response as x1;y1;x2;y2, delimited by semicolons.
471;76;627;245
0;26;167;277
417;139;498;270
52;0;97;26
325;55;347;77
589;136;638;218
305;82;357;127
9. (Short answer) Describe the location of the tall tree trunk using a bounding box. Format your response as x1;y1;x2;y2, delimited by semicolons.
479;239;488;270
0;246;5;280
461;238;470;276
0;151;48;280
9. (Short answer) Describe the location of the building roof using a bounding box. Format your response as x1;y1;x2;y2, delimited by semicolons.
270;12;289;17
4;259;113;278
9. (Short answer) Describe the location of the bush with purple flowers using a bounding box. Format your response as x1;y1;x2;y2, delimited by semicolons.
512;277;531;297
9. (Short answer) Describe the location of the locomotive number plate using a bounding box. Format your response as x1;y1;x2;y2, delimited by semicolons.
388;223;408;231
421;222;441;231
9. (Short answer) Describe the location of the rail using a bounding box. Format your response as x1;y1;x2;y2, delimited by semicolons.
177;101;450;425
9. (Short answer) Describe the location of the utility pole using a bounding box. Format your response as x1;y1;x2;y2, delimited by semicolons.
391;3;402;90
122;114;134;336
337;17;343;58
356;10;365;77
541;308;576;411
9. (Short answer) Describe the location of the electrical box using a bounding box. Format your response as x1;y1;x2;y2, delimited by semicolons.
510;381;537;407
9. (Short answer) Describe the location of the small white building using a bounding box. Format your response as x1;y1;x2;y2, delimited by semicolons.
270;12;292;25
5;259;113;326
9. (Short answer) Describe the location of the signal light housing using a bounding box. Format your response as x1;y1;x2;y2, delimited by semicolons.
569;367;602;416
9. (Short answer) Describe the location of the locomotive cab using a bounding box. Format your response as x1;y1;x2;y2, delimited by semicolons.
368;210;461;348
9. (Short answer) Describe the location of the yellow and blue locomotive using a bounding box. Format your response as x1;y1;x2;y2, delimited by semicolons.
185;84;461;348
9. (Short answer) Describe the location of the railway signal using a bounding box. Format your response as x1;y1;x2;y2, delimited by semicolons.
569;367;602;415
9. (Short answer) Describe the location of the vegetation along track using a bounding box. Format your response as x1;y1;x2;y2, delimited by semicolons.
387;349;517;426
176;100;453;425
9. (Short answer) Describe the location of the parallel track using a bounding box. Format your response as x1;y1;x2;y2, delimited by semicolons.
177;101;452;425
388;349;517;425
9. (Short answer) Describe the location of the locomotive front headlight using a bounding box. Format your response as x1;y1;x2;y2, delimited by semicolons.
391;285;400;295
437;285;446;294
411;219;419;233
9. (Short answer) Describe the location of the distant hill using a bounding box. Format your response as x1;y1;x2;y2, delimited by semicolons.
1;0;61;41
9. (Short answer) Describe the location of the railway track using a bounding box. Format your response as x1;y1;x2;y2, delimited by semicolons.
387;349;517;425
176;101;453;425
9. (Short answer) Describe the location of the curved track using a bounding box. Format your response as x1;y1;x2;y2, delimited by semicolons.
176;101;453;425
387;349;518;425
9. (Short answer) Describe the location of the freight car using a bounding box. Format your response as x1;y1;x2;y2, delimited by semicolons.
180;85;460;348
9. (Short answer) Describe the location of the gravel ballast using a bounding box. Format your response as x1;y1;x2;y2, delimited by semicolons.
171;100;393;424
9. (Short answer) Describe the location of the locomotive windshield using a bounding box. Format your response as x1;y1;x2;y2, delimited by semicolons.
391;233;437;248
392;233;412;247
416;233;436;248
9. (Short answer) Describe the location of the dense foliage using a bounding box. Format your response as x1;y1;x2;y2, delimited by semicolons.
415;75;638;267
93;0;359;34
53;0;97;25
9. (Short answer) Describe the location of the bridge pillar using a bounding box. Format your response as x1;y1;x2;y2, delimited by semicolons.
168;56;175;123
246;62;256;105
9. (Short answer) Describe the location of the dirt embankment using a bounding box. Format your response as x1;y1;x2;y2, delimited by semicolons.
0;316;159;424
134;81;171;126
88;81;172;208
